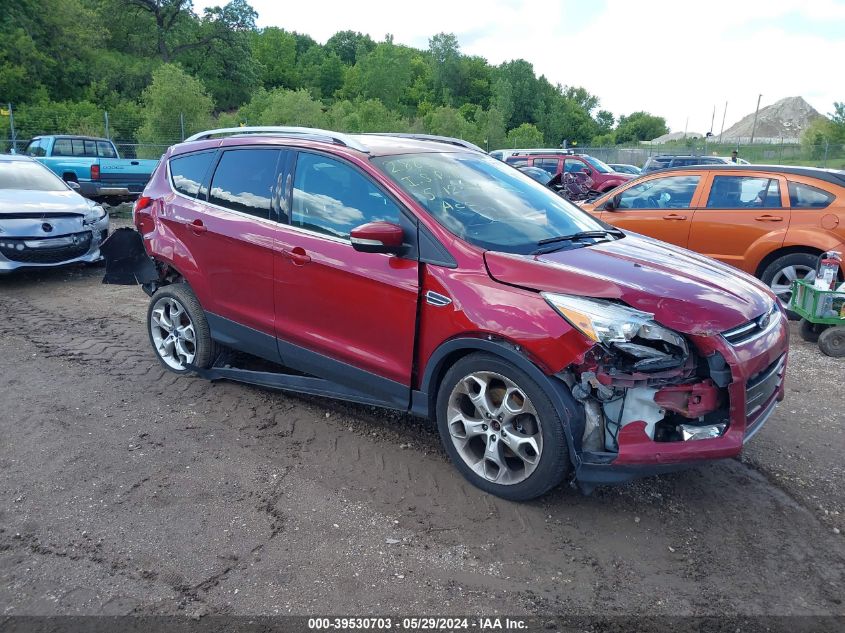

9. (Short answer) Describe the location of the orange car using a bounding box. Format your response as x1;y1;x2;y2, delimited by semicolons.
583;165;845;301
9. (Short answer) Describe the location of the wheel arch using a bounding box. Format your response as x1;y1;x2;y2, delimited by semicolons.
754;245;823;278
414;336;584;467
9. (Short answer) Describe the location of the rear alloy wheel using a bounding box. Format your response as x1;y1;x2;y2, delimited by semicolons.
436;353;571;501
761;253;818;307
818;326;845;358
147;283;217;373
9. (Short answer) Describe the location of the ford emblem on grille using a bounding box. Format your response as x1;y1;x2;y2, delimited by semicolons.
42;223;53;233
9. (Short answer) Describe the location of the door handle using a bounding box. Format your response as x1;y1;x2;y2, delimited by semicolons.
282;247;311;265
663;213;687;220
755;214;783;222
189;219;207;234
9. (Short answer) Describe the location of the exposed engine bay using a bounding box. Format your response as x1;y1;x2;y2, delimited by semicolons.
562;323;731;454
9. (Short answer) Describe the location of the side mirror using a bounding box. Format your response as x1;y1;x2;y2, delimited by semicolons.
604;195;619;211
66;180;81;191
350;221;404;254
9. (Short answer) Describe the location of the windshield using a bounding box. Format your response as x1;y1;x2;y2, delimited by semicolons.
373;152;606;254
0;160;68;191
584;156;613;173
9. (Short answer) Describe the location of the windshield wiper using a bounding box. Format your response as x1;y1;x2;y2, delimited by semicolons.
532;229;623;254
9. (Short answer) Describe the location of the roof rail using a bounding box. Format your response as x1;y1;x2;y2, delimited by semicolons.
510;149;575;156
363;133;484;153
182;126;370;153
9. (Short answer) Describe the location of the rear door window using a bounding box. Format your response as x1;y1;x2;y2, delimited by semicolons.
291;152;401;240
534;158;559;175
208;149;282;219
615;175;701;209
788;181;834;208
706;176;781;208
170;151;217;198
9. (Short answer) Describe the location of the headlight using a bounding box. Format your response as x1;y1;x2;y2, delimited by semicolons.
83;205;107;225
541;292;681;346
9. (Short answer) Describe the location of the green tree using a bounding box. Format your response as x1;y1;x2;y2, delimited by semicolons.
251;27;298;89
345;41;413;111
122;0;256;63
471;107;507;151
326;98;408;132
594;110;615;136
423;106;472;139
325;30;375;65
138;63;213;151
256;88;326;127
507;123;544;148
615;111;669;144
428;33;461;105
494;60;539;129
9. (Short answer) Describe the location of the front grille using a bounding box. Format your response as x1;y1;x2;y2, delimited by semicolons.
746;354;786;420
722;304;779;345
0;231;92;264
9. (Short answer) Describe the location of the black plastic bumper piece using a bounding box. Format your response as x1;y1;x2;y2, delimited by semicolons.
100;227;158;285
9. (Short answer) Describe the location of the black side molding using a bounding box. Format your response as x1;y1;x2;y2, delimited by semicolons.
188;361;406;411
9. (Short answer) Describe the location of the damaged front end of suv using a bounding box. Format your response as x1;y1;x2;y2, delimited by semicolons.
540;293;786;491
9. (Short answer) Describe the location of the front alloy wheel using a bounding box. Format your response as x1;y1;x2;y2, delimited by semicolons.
436;353;571;501
446;371;543;485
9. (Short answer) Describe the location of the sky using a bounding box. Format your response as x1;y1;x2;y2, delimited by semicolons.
195;0;845;133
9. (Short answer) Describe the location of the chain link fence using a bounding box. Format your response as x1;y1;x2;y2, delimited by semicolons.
566;139;845;170
2;103;845;169
0;103;193;159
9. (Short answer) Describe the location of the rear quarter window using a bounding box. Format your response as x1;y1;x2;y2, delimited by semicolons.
169;151;217;198
788;181;834;208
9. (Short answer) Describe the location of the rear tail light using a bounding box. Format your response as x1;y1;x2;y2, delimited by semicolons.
133;195;153;226
90;164;100;180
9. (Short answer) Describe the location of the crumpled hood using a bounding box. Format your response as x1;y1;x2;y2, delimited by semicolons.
484;234;775;335
0;189;90;216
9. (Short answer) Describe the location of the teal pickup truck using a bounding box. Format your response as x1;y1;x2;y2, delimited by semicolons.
21;135;159;203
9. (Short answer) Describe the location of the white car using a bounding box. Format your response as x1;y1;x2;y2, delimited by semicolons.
0;155;109;273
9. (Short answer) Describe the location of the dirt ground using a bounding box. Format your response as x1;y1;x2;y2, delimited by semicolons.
1;248;844;620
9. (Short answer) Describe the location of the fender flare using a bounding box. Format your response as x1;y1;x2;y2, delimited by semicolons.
413;336;584;468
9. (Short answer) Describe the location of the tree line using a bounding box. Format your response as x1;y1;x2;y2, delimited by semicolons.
3;0;673;151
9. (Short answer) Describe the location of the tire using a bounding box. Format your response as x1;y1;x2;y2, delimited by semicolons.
435;352;572;501
818;326;845;358
798;319;828;343
760;252;820;320
146;283;217;373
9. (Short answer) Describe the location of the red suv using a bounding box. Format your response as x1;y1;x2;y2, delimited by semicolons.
505;151;634;192
103;127;788;500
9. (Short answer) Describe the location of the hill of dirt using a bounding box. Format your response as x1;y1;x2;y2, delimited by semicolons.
721;96;821;142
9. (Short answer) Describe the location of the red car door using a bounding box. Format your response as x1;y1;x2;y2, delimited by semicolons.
165;147;284;340
273;151;419;406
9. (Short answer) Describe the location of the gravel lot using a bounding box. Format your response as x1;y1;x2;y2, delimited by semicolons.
1;244;844;621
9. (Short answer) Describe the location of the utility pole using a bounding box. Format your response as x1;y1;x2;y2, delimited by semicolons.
710;105;716;136
8;103;17;154
719;101;728;143
180;113;185;141
749;94;762;145
104;111;110;139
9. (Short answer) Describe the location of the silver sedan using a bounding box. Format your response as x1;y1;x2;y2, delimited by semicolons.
0;154;109;273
